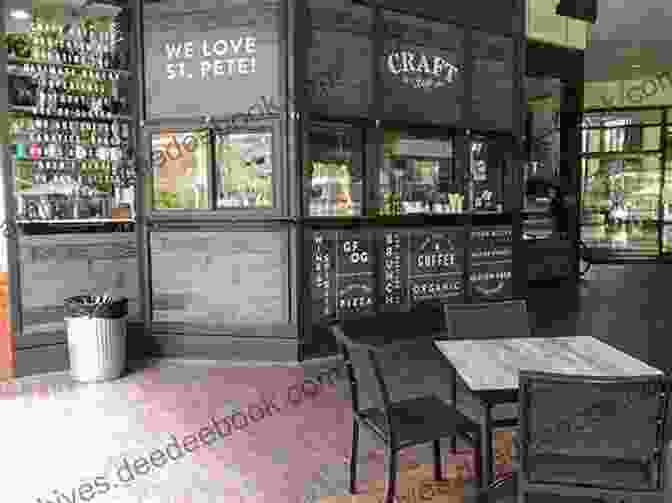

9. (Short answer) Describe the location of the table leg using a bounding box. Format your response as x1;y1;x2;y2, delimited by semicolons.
451;366;457;454
483;401;493;487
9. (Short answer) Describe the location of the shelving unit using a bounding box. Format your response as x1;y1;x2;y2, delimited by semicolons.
6;10;135;226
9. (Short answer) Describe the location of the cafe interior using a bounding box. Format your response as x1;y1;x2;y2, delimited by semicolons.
1;0;672;502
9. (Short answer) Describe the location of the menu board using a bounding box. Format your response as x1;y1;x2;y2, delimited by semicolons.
311;231;376;320
407;230;464;304
311;228;466;323
381;229;464;308
469;226;513;301
310;224;513;325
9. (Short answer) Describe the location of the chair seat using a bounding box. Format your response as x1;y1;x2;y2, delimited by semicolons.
357;395;481;449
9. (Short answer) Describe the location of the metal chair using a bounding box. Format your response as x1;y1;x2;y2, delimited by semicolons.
328;303;484;503
442;299;531;485
514;370;671;502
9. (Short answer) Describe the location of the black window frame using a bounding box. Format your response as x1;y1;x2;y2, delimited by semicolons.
145;118;285;219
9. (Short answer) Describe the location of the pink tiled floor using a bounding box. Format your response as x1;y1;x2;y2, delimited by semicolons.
1;359;506;502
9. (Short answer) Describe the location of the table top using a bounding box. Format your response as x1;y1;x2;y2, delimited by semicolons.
434;336;664;392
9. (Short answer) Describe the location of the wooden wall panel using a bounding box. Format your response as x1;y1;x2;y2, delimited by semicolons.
143;0;282;119
18;235;140;336
150;230;290;329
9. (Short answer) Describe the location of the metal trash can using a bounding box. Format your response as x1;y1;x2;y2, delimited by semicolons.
64;295;128;382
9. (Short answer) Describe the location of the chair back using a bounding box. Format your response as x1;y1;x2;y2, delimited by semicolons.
518;370;670;492
442;299;531;340
328;303;446;424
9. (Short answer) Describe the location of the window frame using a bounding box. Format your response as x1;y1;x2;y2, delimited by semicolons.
144;118;286;220
303;121;367;218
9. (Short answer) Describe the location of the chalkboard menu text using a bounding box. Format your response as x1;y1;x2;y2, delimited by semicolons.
469;226;513;301
310;223;514;325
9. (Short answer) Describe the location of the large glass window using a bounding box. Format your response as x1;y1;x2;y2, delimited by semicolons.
469;134;514;213
216;132;273;209
581;155;660;256
305;126;363;217
379;131;458;215
151;130;210;210
579;109;672;258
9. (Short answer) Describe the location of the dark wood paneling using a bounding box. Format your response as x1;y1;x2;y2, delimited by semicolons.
143;0;282;119
355;0;520;36
471;31;515;132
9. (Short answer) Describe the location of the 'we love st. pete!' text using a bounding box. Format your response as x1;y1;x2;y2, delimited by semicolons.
164;36;257;80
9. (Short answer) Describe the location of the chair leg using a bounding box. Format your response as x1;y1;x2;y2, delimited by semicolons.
349;419;359;494
384;446;398;503
483;402;494;487
474;432;484;490
433;439;442;480
451;367;458;455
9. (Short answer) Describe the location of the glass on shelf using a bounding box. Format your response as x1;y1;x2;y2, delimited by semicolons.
216;132;273;209
8;9;135;226
380;130;458;215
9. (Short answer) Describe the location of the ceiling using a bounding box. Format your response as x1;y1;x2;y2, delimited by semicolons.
584;0;672;81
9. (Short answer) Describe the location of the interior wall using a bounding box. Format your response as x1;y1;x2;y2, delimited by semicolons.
585;73;672;109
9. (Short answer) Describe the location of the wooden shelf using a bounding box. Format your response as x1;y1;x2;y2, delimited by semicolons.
7;57;131;78
9;106;132;122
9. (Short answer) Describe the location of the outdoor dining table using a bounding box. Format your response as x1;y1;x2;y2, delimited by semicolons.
433;335;664;489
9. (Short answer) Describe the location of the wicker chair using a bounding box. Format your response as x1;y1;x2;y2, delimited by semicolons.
328;303;484;503
442;299;531;485
514;370;671;502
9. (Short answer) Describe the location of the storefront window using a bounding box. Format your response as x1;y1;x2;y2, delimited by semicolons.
470;135;514;213
581;155;660;255
151;130;210;210
216;132;273;209
584;110;664;127
380;131;457;215
580;125;660;154
305;126;363;217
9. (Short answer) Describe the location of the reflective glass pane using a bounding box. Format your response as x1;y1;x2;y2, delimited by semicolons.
583;110;663;126
662;170;672;223
662;226;672;254
216;132;273;209
151;130;210;210
305;126;363;217
581;155;660;256
581;129;601;154
643;127;661;151
380;131;457;215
